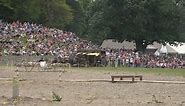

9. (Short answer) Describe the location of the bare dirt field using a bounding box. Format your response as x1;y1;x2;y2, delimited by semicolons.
0;66;185;106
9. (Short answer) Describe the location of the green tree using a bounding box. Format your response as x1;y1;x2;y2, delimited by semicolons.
66;0;95;39
85;0;108;44
0;0;14;21
39;0;73;28
0;0;73;28
9;0;41;23
85;0;185;51
65;0;83;33
66;0;107;43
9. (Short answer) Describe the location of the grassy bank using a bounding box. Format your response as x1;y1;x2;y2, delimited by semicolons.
72;67;185;76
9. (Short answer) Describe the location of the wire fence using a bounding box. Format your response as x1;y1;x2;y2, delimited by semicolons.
0;55;54;66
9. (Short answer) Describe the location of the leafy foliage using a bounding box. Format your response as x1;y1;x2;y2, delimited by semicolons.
0;0;73;28
0;0;185;51
80;0;185;51
0;0;14;21
52;91;62;102
38;0;73;28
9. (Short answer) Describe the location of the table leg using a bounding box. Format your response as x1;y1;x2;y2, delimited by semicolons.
111;77;115;83
132;76;135;82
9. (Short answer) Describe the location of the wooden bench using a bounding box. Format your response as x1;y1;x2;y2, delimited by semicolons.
111;75;143;83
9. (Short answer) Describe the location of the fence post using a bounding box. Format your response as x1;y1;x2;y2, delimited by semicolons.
12;77;19;99
59;71;62;80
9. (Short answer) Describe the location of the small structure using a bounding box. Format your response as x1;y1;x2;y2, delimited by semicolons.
74;49;106;67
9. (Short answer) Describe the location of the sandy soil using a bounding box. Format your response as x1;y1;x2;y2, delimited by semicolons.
0;66;185;106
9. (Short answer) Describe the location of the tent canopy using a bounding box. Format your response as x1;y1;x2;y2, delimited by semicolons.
101;39;185;54
101;39;135;50
168;43;185;54
87;53;100;56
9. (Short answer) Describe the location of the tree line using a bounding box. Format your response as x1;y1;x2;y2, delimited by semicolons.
0;0;185;51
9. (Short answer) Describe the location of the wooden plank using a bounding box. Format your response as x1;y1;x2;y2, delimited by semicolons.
111;75;143;83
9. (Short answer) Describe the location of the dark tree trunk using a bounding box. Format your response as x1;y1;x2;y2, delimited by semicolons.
135;39;148;53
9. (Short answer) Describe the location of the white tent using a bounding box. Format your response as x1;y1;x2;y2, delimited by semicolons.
168;43;185;54
101;39;123;49
101;39;135;50
154;50;160;56
159;45;168;53
122;40;136;50
146;45;157;49
101;40;185;54
146;42;162;50
158;45;178;54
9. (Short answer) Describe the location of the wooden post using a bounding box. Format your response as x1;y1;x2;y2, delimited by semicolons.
59;72;62;80
16;67;19;77
140;76;142;81
132;76;135;83
120;77;123;80
16;72;19;77
12;77;19;99
111;76;115;83
68;63;71;71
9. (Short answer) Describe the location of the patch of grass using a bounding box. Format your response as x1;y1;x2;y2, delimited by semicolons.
72;67;185;77
51;91;62;102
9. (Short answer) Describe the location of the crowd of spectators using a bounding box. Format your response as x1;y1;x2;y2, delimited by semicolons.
0;20;98;59
105;49;185;68
0;20;184;68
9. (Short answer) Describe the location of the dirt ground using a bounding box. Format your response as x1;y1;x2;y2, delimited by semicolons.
0;66;185;106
